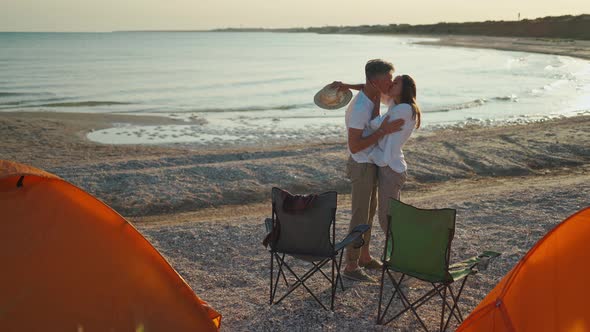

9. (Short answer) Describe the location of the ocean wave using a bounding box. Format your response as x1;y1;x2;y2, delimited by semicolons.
38;101;133;107
198;77;305;90
0;91;54;98
428;99;486;113
492;94;519;102
427;95;518;113
171;103;313;113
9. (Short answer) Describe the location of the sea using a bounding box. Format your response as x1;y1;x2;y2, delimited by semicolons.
1;32;590;145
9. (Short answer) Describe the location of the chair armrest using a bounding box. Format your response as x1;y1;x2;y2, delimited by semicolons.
264;218;273;233
450;251;501;271
334;224;371;252
475;251;501;271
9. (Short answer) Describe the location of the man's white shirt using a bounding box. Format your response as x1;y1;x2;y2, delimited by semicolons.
345;91;375;163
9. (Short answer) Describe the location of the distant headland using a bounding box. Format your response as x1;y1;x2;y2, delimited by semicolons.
119;14;589;41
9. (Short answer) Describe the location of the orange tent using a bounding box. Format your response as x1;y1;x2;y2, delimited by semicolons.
0;160;220;331
457;207;590;332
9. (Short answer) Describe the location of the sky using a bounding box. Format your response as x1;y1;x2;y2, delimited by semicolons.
1;0;589;32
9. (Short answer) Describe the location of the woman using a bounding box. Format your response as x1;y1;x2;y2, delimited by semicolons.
337;75;421;232
369;75;421;232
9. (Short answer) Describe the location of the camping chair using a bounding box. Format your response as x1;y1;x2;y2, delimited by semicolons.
377;199;500;331
263;187;370;311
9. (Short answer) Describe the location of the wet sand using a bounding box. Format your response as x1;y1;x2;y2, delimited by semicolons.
2;111;589;216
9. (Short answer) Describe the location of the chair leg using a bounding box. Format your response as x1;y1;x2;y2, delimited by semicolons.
270;253;345;311
390;277;430;332
410;283;445;312
313;261;332;282
446;284;464;321
331;251;346;307
380;274;445;330
331;256;335;311
271;254;287;304
443;276;469;332
277;261;329;310
379;270;406;324
338;251;345;291
284;265;328;310
269;252;273;305
377;263;388;324
331;251;346;292
376;271;470;330
440;285;447;332
431;282;462;324
294;259;331;285
275;254;289;286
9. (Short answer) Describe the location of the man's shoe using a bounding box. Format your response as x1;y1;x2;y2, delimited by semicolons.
342;268;376;283
359;258;383;270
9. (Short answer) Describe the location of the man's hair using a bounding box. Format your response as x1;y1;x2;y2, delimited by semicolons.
365;59;394;80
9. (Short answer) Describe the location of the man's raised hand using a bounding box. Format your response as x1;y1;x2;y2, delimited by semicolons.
330;81;346;91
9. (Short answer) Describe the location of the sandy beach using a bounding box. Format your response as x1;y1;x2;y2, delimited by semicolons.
417;35;590;60
2;110;589;329
1;35;590;330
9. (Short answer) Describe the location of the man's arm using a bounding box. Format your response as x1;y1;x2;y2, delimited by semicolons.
330;81;364;91
331;82;390;106
348;116;404;154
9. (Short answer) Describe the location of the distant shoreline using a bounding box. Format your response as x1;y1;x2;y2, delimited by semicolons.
414;35;590;61
6;14;589;42
111;14;590;41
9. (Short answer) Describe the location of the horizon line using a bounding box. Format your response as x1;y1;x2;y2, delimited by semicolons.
0;13;587;33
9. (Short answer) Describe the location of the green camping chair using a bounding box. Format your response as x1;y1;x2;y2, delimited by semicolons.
377;199;500;331
263;187;370;311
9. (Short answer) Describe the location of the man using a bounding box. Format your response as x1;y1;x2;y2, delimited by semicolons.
341;59;404;282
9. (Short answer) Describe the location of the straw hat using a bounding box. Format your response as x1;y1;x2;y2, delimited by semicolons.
314;84;353;110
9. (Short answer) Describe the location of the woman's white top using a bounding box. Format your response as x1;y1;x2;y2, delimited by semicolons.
368;103;416;173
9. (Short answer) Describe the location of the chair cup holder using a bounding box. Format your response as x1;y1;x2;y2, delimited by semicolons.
477;257;490;271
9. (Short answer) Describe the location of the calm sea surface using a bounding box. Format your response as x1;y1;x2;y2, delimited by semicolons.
1;32;589;144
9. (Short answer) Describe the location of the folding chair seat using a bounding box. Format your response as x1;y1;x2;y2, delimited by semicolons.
263;187;370;311
377;199;500;331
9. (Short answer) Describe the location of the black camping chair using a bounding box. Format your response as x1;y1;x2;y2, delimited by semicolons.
263;187;370;311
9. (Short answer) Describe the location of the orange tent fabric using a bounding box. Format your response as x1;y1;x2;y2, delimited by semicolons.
0;160;221;331
457;207;590;332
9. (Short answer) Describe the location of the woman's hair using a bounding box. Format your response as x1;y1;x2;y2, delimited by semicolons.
399;75;421;129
